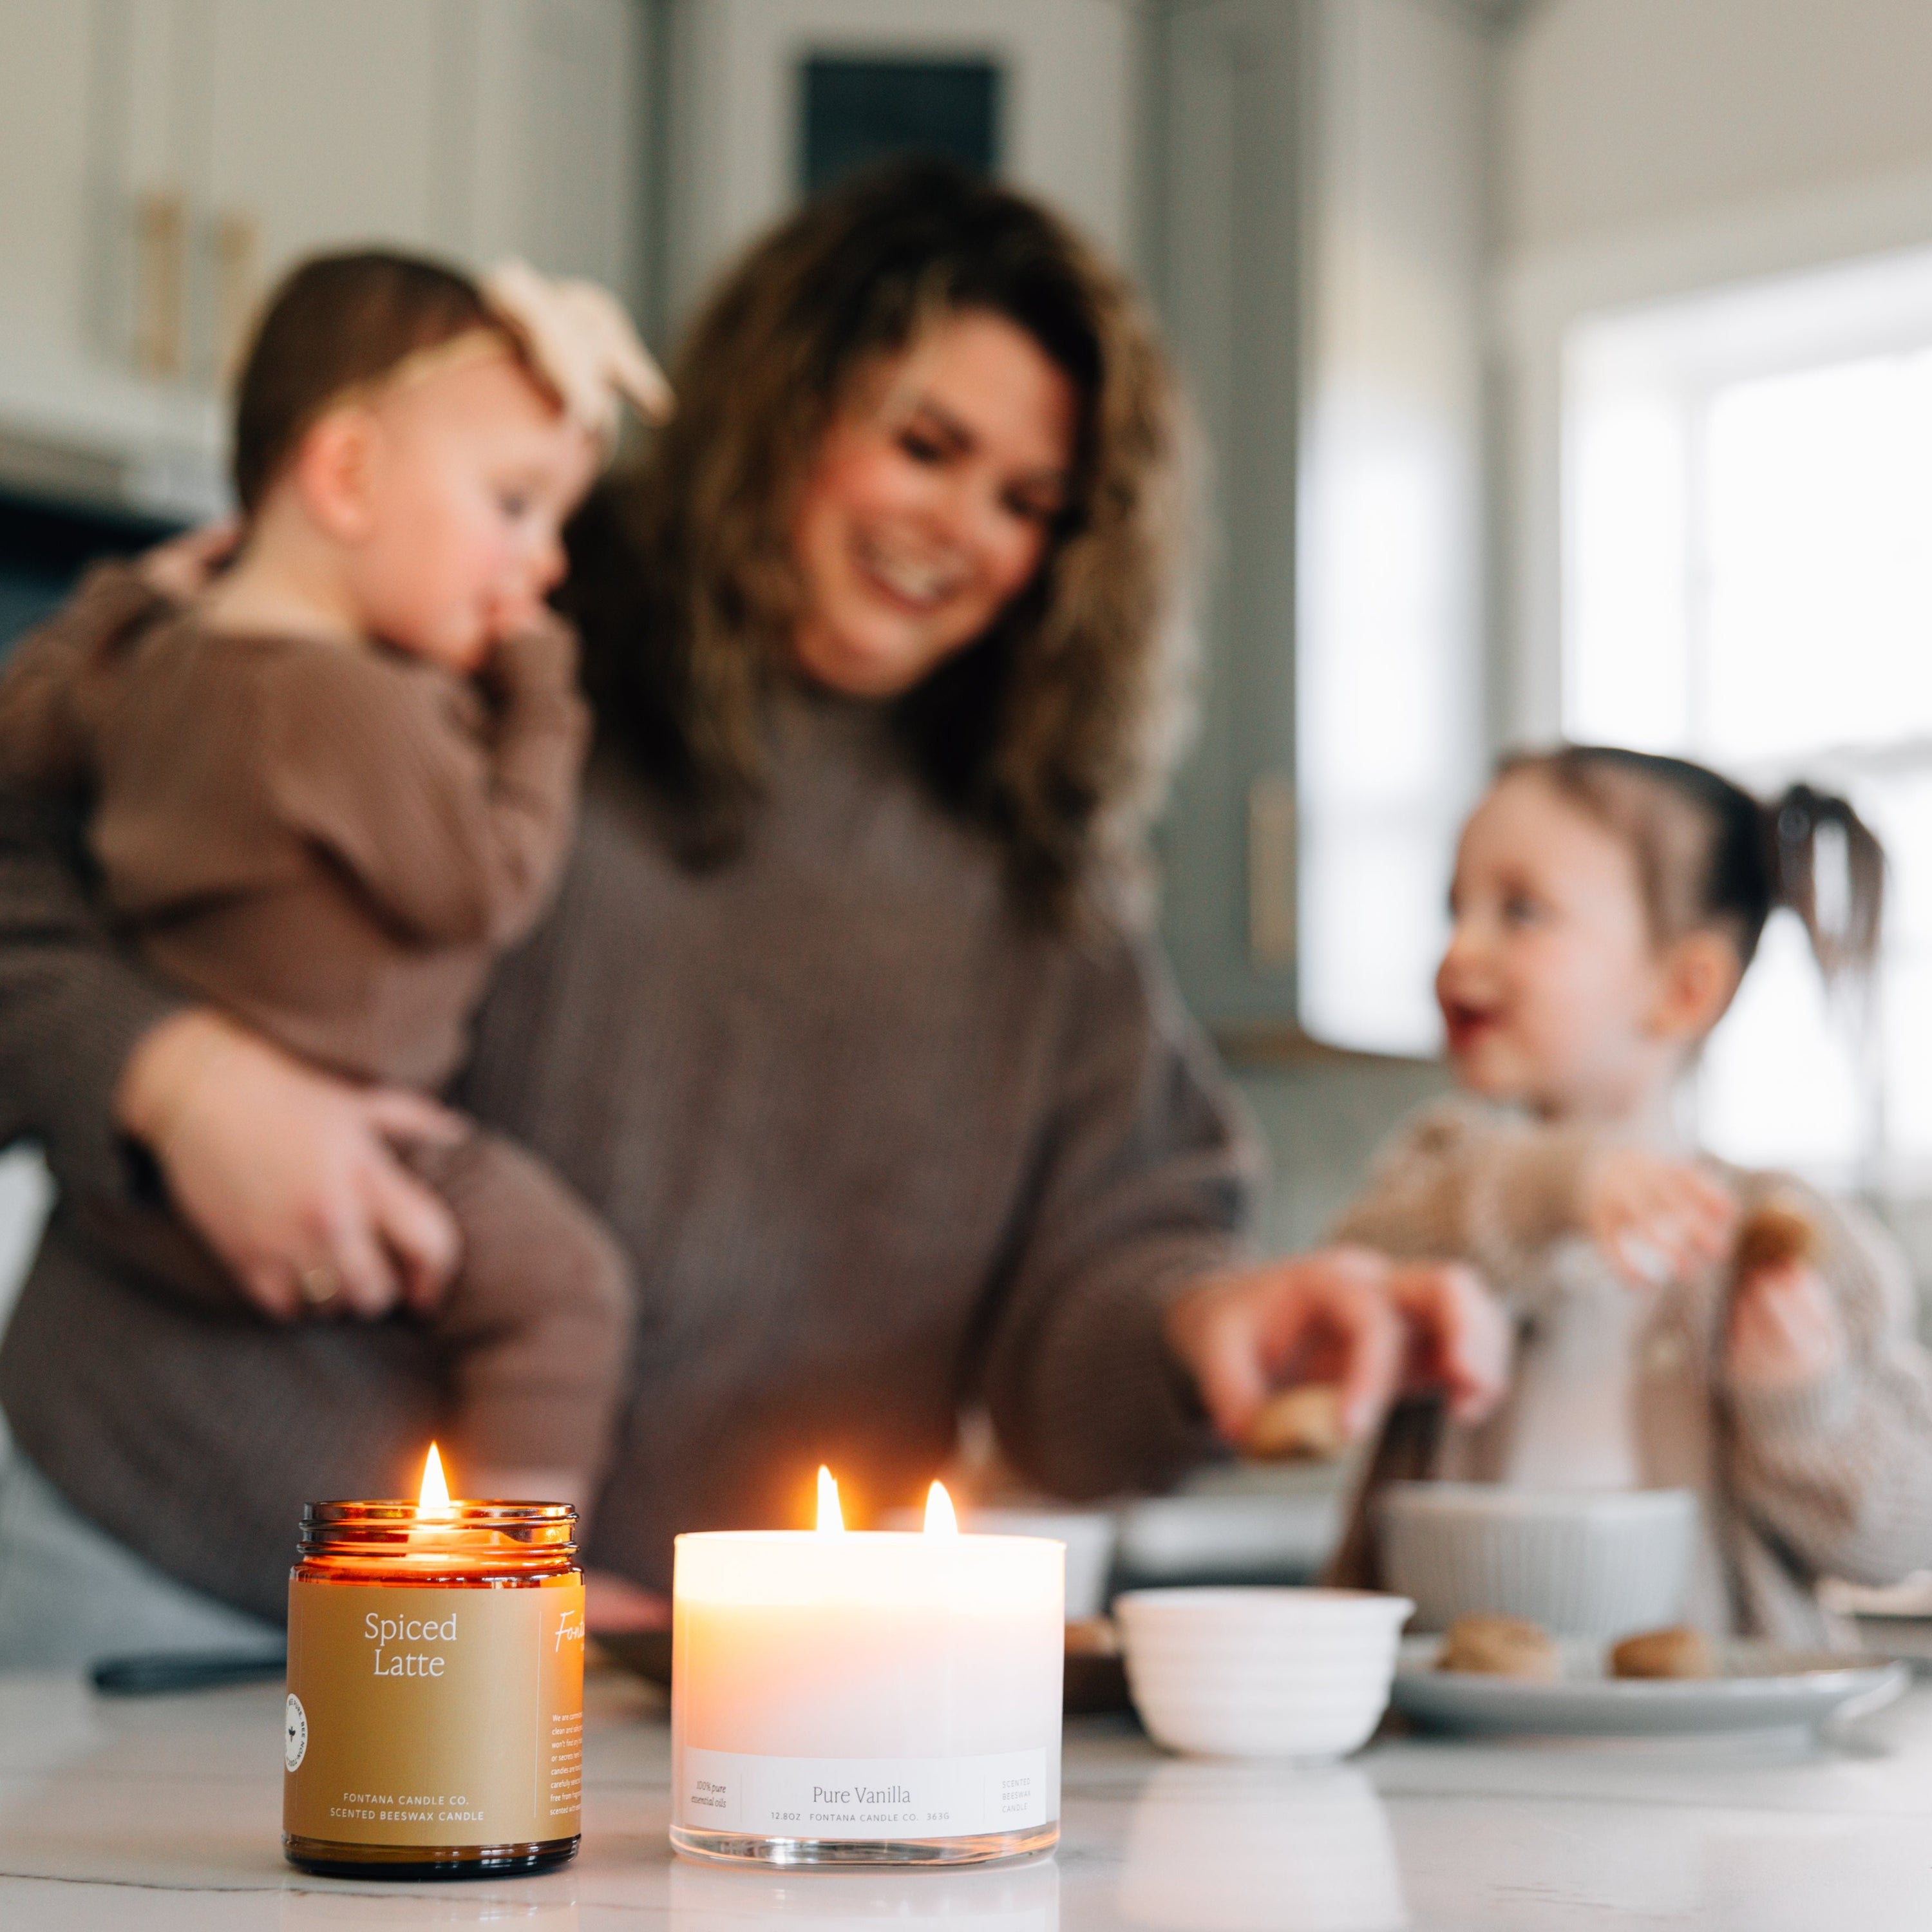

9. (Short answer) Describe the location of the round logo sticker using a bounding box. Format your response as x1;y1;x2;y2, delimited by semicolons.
284;1692;308;1772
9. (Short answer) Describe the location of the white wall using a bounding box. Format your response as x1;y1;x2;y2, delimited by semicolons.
1493;0;1932;748
1502;0;1932;255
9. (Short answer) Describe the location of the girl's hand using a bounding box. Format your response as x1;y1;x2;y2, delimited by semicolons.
115;1009;464;1321
1581;1146;1738;1289
1728;1263;1848;1393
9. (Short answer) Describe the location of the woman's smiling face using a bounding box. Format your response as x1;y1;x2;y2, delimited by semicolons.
789;309;1077;698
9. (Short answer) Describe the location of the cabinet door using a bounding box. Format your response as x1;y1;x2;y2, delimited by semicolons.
198;0;453;377
201;0;646;366
0;4;100;390
0;0;220;502
1151;0;1305;1034
464;0;646;299
1151;0;1488;1054
0;0;647;512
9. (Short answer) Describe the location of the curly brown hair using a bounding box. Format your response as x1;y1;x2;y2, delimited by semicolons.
567;160;1191;927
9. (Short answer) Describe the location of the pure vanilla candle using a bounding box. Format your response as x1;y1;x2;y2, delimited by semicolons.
670;1472;1064;1866
281;1445;586;1879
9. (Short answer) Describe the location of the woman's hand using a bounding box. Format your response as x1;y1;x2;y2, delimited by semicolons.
1581;1146;1737;1289
1164;1246;1511;1448
115;1009;465;1321
1728;1263;1848;1393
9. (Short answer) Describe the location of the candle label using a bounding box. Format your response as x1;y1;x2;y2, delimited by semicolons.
677;1747;1050;1840
285;1580;583;1848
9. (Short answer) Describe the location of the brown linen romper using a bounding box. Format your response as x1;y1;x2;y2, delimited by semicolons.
0;564;630;1482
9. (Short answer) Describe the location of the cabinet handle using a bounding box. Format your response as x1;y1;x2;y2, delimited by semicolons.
135;189;188;380
215;211;261;381
1247;773;1297;971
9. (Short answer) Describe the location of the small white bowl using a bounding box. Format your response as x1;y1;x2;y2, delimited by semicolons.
1376;1484;1697;1638
1116;1587;1413;1759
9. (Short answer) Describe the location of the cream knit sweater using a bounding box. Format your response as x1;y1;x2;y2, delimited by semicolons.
1329;1097;1932;1643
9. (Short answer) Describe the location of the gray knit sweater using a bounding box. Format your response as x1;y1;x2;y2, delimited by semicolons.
1329;1097;1932;1643
0;680;1253;1621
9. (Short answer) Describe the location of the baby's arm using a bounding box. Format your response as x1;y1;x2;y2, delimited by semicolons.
0;563;170;795
1726;1191;1932;1586
466;616;591;934
261;621;589;947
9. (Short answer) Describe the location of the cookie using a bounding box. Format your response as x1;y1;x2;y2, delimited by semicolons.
1609;1625;1715;1680
1064;1616;1121;1659
1244;1383;1349;1462
1436;1613;1560;1680
1734;1198;1821;1276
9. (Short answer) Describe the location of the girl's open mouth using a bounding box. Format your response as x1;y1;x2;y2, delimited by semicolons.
1443;1003;1501;1052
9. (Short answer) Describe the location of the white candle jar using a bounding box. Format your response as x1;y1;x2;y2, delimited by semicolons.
670;1528;1064;1866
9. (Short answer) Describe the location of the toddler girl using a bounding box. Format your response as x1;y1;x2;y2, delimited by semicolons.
1330;745;1932;1640
0;251;668;1538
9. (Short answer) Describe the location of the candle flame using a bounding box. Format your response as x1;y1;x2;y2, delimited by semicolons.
815;1465;844;1533
923;1480;958;1537
417;1443;454;1519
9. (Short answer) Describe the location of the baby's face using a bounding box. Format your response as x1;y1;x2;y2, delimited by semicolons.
342;351;598;672
1436;772;1669;1118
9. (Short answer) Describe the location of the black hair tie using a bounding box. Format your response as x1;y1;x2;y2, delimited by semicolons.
1778;789;1818;851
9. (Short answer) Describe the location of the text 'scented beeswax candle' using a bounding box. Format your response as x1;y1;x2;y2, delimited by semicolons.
672;1474;1065;1866
282;1446;586;1879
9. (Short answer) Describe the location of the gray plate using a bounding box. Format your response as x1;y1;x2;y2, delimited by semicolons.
1392;1634;1908;1736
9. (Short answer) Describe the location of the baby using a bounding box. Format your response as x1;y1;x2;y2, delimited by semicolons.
0;249;668;1528
1329;746;1932;1641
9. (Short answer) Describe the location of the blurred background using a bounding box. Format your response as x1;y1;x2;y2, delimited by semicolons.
3;0;1931;1281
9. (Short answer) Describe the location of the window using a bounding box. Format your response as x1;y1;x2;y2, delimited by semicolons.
1564;247;1932;1191
799;57;1001;198
1291;0;1486;1059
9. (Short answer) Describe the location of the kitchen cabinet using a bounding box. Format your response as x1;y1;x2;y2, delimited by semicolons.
0;0;648;520
1149;0;1490;1054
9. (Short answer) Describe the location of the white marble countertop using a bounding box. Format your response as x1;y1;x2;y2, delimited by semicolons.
4;1663;1931;1928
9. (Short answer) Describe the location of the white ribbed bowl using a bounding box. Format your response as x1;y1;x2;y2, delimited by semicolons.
1376;1484;1697;1638
879;1505;1117;1619
1116;1587;1412;1759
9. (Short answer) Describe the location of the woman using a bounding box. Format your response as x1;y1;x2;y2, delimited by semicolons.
0;164;1502;1658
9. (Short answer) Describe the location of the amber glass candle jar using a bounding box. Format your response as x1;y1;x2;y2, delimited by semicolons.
283;1495;585;1879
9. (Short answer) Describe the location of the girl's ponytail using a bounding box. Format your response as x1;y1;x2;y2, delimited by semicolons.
1768;784;1884;983
1508;745;1888;997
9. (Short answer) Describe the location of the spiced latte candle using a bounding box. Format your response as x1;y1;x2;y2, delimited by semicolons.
282;1446;585;1878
